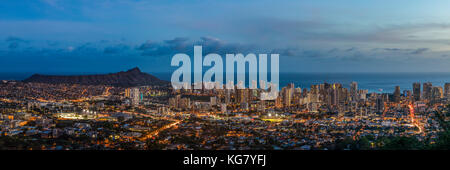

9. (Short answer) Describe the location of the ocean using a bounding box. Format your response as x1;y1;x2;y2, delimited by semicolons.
2;72;450;93
150;72;450;93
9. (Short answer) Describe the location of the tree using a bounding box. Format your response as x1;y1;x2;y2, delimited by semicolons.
358;136;371;150
381;136;423;150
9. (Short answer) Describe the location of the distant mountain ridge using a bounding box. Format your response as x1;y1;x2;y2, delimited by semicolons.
23;67;169;87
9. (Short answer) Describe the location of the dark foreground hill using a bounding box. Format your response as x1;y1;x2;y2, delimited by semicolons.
23;67;169;87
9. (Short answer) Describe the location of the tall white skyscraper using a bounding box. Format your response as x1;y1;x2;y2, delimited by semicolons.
130;88;141;106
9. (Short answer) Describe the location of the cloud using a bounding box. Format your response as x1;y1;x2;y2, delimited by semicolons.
164;37;189;45
137;37;189;56
40;0;64;10
411;48;429;54
374;48;430;55
137;36;257;57
6;36;26;42
345;47;357;52
137;41;157;51
8;42;19;49
271;48;299;57
74;42;98;53
327;48;339;53
1;35;448;73
104;44;129;54
223;17;450;52
5;36;28;49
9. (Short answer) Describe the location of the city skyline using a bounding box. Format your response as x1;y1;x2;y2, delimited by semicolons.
4;3;450;169
1;70;449;150
2;67;450;94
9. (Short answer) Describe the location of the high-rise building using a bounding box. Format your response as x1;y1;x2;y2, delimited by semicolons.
423;82;432;100
310;85;319;103
431;86;443;103
413;83;421;101
358;89;368;101
376;96;385;113
293;88;302;106
282;85;293;107
124;88;131;98
393;86;401;103
445;83;450;98
403;90;412;102
339;88;349;103
350;82;358;101
221;103;227;113
288;83;295;89
133;88;141;105
236;89;246;104
126;87;141;106
329;84;339;106
210;97;217;106
275;94;283;108
302;88;308;98
169;97;177;108
180;97;190;109
225;89;231;104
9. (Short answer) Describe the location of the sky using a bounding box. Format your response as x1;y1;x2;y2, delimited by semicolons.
2;0;450;73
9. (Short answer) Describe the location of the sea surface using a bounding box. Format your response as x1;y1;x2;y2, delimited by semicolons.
2;72;450;93
152;72;450;93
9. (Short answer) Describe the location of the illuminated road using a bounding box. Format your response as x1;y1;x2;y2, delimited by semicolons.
139;120;182;141
121;110;183;141
408;104;424;133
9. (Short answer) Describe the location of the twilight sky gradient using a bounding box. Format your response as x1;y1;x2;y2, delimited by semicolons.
2;0;450;73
